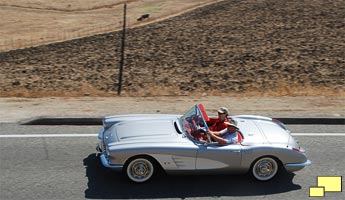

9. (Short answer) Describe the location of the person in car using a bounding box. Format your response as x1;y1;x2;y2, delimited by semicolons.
207;107;231;131
206;121;239;145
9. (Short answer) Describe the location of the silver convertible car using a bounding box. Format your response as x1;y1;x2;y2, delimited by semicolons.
96;104;311;183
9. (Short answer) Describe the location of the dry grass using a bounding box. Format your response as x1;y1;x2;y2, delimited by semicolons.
0;0;223;51
1;0;343;98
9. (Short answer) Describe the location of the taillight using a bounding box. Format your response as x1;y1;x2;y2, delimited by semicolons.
272;118;282;124
272;118;289;131
292;148;301;152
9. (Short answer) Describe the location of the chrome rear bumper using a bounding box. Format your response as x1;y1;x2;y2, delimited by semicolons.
285;160;311;172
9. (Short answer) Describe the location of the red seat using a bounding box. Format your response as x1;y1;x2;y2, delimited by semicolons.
237;131;243;143
198;103;209;121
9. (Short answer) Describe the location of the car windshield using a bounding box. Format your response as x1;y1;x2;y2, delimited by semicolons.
180;104;209;141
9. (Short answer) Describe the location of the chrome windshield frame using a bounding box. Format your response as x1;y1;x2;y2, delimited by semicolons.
178;104;209;141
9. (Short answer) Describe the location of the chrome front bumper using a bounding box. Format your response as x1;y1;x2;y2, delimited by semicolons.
96;144;123;171
285;160;312;172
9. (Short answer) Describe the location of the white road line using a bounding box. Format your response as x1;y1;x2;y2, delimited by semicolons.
0;133;344;138
0;134;98;138
291;133;345;136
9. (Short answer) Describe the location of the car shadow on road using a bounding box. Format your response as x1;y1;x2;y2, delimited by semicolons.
83;154;301;199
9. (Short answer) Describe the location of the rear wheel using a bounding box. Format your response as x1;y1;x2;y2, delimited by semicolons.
251;157;279;181
125;157;154;183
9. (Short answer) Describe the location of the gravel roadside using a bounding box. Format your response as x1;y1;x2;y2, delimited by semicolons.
1;96;344;123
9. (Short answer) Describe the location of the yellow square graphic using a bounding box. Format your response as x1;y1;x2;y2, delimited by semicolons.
317;176;342;192
309;187;325;197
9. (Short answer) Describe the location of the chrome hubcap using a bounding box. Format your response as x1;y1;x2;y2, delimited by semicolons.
132;162;149;177
128;159;153;181
253;157;278;181
256;160;274;176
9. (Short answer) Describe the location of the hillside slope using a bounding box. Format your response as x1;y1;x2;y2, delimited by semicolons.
0;0;344;97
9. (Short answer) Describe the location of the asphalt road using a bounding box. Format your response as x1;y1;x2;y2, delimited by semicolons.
0;124;344;200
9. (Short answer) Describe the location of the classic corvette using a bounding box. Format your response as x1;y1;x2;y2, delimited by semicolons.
96;104;311;183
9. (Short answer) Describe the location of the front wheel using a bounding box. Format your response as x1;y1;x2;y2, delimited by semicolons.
125;157;154;183
251;157;279;181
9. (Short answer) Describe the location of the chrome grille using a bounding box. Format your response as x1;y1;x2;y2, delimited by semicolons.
101;141;106;152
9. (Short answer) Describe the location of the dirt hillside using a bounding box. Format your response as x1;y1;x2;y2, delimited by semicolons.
0;0;344;97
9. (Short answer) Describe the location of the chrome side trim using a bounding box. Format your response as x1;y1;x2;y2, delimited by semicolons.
100;154;123;170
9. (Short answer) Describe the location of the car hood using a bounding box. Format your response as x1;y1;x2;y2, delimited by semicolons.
104;118;180;145
103;114;181;128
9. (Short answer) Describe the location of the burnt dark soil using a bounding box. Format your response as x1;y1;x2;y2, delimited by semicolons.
0;0;344;97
